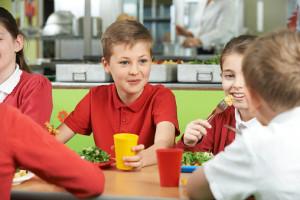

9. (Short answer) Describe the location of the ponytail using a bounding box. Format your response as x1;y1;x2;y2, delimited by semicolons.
16;49;31;73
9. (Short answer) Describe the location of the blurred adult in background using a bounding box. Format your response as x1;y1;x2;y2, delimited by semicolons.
0;7;52;126
175;0;238;52
116;13;136;22
287;0;300;31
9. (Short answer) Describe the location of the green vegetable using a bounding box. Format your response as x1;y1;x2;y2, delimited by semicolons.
79;146;110;163
187;55;220;64
182;151;214;166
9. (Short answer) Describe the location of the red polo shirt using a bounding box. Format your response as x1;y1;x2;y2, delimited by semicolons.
64;84;180;155
176;106;236;155
4;71;53;126
0;104;104;200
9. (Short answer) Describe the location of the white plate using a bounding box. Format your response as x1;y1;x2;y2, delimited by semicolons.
13;171;34;185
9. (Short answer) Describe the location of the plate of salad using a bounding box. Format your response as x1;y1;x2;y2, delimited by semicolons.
79;146;113;169
181;151;214;173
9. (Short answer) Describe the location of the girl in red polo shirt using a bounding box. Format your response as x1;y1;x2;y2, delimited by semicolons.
178;35;260;155
0;7;52;126
56;20;180;169
0;104;104;200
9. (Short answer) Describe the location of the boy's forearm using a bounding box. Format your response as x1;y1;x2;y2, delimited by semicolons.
140;121;177;167
187;167;214;200
140;145;157;167
141;138;175;167
55;133;68;143
56;123;75;143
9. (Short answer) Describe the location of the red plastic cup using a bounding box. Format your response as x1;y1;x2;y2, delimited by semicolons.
156;148;183;187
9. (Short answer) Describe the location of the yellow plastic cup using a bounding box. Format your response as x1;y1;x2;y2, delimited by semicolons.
113;133;139;170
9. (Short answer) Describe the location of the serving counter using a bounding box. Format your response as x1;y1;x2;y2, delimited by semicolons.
12;165;191;200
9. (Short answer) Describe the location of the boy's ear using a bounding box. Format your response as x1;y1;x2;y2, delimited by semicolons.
14;34;24;53
246;87;262;113
102;57;110;74
247;87;276;125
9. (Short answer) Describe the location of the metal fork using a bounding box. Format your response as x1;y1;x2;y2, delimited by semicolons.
207;99;229;122
224;124;241;135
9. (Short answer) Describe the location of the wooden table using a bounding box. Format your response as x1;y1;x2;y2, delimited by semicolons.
12;165;191;200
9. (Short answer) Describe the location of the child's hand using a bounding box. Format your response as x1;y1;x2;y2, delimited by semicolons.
183;119;211;147
122;144;145;170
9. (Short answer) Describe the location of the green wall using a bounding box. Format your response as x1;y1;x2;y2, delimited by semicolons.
51;89;224;152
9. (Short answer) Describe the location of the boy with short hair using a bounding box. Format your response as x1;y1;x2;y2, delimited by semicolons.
187;30;300;199
56;20;179;169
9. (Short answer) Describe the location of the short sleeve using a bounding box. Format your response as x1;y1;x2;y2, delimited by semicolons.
152;88;180;135
64;91;92;135
203;135;257;200
18;74;53;126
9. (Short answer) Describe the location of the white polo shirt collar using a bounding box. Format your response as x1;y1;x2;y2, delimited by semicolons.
235;108;258;132
0;65;22;102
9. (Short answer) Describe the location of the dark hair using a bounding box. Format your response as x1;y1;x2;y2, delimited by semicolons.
101;20;152;61
0;7;30;73
220;35;257;70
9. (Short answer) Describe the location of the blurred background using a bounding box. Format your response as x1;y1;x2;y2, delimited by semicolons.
0;0;293;62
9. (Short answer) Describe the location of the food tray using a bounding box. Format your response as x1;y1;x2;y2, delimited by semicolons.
56;63;112;82
177;64;221;83
149;64;177;82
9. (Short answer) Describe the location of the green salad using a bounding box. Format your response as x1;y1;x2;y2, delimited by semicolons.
188;55;220;65
79;146;110;163
182;151;214;166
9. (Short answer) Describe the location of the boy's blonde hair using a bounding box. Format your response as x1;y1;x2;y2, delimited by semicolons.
243;30;300;111
101;20;152;61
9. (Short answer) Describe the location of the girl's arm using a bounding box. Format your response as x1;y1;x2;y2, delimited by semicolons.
56;123;76;143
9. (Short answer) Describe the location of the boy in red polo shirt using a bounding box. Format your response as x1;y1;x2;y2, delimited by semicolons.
56;20;179;169
0;104;104;200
